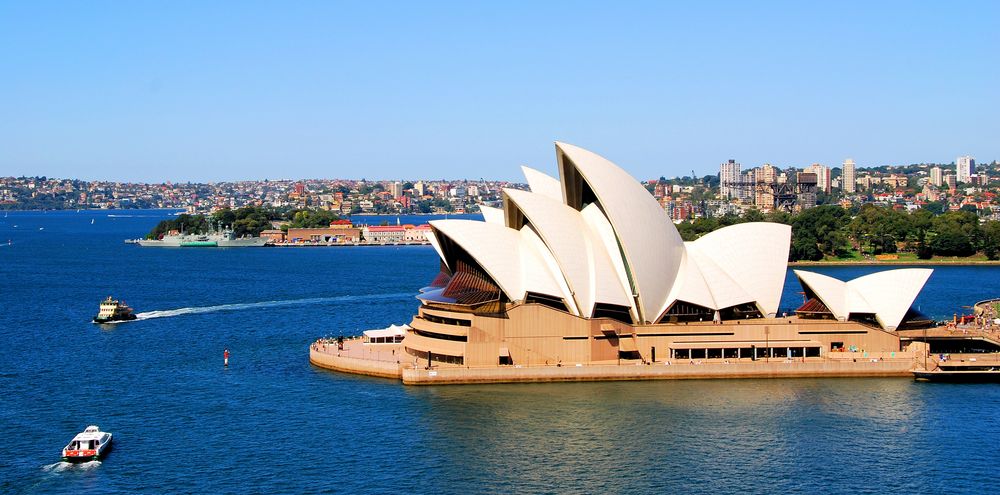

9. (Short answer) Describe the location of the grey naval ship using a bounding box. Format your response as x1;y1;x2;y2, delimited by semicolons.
135;229;268;247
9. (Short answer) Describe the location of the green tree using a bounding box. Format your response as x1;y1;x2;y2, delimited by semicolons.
922;200;948;215
790;206;851;260
981;221;1000;260
929;210;979;256
847;205;911;255
742;209;765;223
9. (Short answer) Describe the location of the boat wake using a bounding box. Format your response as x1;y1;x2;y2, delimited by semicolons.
42;460;100;472
134;292;413;320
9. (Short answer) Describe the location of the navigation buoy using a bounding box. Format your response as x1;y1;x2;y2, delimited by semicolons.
224;348;229;367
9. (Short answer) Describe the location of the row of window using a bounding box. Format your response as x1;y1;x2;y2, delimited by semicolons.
421;313;471;327
671;346;821;360
406;347;464;365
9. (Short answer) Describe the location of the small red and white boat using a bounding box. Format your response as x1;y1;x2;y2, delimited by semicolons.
62;425;113;462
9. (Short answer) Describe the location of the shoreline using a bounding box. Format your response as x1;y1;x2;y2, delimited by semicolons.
789;260;1000;266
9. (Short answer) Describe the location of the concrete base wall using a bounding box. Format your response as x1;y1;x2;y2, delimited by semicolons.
310;344;916;385
309;347;402;379
400;359;914;385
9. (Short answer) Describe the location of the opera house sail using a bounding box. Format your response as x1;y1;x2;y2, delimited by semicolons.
311;142;936;384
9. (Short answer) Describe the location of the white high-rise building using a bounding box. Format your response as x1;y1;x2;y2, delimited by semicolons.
806;163;832;194
957;155;975;183
930;166;943;187
719;159;741;199
389;181;403;198
842;159;856;193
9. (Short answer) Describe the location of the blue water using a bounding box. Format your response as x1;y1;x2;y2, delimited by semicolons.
3;210;1000;494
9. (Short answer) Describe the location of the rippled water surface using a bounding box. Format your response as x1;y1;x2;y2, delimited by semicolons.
2;210;1000;494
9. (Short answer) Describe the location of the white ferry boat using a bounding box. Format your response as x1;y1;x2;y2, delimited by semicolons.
62;425;113;462
93;296;137;323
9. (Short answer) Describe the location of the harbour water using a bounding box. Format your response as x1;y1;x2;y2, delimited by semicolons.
3;210;1000;493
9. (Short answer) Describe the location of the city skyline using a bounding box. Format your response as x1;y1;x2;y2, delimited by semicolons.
1;1;998;182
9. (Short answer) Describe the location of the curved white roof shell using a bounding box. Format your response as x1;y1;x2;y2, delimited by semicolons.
684;222;792;317
794;268;932;330
425;229;448;270
429;219;569;306
478;205;505;225
556;142;684;323
521;166;563;201
419;142;806;326
503;188;633;317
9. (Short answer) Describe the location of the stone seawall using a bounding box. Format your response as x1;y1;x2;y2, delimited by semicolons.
309;347;402;379
400;360;913;385
309;344;915;385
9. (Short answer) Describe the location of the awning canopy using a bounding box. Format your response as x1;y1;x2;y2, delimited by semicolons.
670;340;821;350
619;337;638;352
363;324;410;339
499;347;511;357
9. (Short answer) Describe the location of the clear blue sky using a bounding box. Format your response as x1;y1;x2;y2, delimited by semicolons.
1;1;997;182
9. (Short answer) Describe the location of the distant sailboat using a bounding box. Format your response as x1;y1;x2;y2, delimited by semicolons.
91;219;95;225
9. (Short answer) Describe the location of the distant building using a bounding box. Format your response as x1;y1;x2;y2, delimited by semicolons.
957;155;975;183
260;229;286;243
403;224;432;242
759;164;778;184
884;174;908;189
287;227;361;244
945;174;957;192
795;172;818;210
930;166;943;187
389;181;403;198
719;159;740;199
363;225;431;243
805;163;831;194
842;159;856;193
737;169;756;202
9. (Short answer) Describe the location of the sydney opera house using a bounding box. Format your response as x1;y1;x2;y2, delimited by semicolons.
312;143;936;384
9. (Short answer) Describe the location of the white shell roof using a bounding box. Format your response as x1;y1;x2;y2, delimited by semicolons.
425;229;448;270
556;142;685;323
478;205;505;225
684;222;792;316
794;268;933;330
503;188;633;316
519;225;579;315
429;219;567;304
580;203;639;320
419;143;813;325
521;165;563;201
